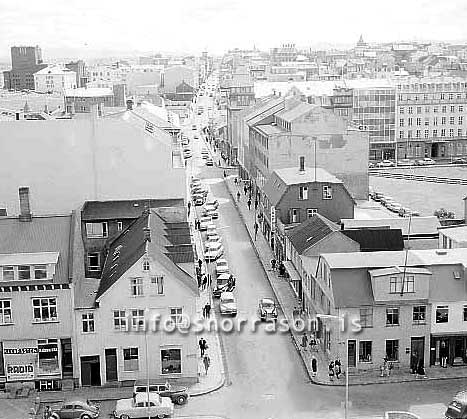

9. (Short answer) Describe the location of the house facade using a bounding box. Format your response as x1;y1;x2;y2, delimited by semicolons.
34;65;77;94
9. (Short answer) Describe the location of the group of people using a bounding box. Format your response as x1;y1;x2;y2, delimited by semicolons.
328;359;343;381
202;302;212;318
410;352;427;378
300;332;318;352
270;258;286;276
198;337;211;375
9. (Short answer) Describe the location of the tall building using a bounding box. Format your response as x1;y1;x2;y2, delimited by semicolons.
3;46;47;90
65;60;88;88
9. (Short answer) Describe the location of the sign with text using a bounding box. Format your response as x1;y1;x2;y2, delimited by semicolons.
6;363;35;381
270;206;276;232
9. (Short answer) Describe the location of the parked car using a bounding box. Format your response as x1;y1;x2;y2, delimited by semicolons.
376;160;395;168
199;217;213;231
203;205;218;219
451;157;467;164
387;202;403;213
206;158;214;166
445;390;467;419
113;393;173;419
53;400;99;419
373;192;384;201
416;157;436;165
397;158;415;166
398;207;411;217
258;298;278;321
380;196;394;206
205;242;224;261
216;258;229;276
205;233;221;249
133;381;189;405
205;199;219;210
219;291;237;316
193;195;205;206
191;186;208;197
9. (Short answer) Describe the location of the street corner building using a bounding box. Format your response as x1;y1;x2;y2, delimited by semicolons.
73;206;200;387
0;188;74;392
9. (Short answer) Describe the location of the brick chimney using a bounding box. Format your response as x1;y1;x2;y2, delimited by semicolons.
19;187;32;222
299;156;305;173
143;226;151;242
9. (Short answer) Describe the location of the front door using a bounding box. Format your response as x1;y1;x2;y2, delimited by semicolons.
348;340;356;368
80;356;101;386
105;349;118;382
411;337;425;366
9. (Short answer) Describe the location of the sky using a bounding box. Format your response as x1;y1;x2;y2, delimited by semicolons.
0;0;466;60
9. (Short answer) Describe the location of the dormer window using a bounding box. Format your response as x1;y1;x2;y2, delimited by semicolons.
34;265;47;279
18;265;31;280
142;261;150;271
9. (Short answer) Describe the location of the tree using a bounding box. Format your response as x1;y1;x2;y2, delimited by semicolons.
434;208;455;219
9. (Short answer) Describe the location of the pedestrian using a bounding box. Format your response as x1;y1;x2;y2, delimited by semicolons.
223;170;227;178
254;222;259;240
205;302;211;317
410;352;418;374
380;357;390;377
199;338;207;357
234;177;238;185
198;258;203;270
202;275;208;290
271;258;276;271
197;272;202;288
247;198;252;210
328;361;335;382
254;199;258;210
236;191;240;202
278;261;285;277
440;341;448;368
202;305;207;318
203;354;211;374
417;360;427;378
244;185;247;195
301;332;308;351
334;358;342;379
187;201;191;216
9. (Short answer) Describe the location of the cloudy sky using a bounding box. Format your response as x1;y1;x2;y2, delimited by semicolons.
0;0;466;59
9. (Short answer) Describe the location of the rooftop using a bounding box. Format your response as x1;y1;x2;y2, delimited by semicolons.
341;216;441;236
64;87;113;98
275;166;343;185
439;225;467;242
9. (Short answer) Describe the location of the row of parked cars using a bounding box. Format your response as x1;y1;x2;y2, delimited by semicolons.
370;190;420;217
370;157;437;168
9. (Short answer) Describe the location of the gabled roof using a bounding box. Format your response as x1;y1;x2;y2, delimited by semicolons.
81;199;184;221
0;214;73;284
286;214;340;254
96;209;197;300
341;228;404;252
242;96;284;126
369;266;432;277
131;105;180;132
275;101;315;122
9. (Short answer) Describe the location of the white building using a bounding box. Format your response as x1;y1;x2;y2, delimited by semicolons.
34;65;76;94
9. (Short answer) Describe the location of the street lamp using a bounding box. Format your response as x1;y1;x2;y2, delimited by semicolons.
316;313;349;419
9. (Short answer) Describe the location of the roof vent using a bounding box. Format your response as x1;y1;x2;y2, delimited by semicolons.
436;249;448;255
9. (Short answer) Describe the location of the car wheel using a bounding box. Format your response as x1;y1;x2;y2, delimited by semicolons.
156;415;167;419
81;415;91;419
176;394;187;405
120;415;130;419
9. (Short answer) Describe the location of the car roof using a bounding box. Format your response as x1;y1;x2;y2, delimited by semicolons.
135;393;160;402
217;258;228;264
260;298;275;304
221;291;234;299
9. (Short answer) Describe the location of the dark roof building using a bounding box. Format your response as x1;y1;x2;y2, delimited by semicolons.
341;228;404;252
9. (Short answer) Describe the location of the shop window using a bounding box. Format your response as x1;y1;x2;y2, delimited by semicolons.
359;341;372;363
386;307;400;326
436;305;449;323
359;307;373;328
386;340;399;362
38;339;59;374
413;305;426;324
123;347;139;371
161;348;181;374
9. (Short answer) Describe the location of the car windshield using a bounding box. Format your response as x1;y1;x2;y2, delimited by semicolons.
262;300;274;307
222;298;235;303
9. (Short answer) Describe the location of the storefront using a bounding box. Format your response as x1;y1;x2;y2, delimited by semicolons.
430;334;467;366
283;261;302;299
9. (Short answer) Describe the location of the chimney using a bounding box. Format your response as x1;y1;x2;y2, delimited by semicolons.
15;112;20;120
299;156;305;173
18;187;32;222
143;226;151;242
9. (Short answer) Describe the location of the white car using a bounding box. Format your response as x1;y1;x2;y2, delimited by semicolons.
205;199;219;210
220;292;237;316
205;233;221;248
114;393;174;419
376;160;395;168
199;217;213;231
206;225;218;238
205;242;224;261
203;205;218;219
216;258;229;276
417;157;436;166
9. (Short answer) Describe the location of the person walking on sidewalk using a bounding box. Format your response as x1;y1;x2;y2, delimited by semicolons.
203;354;211;375
236;191;241;202
234;177;238;185
254;222;259;240
254;199;258;211
223;170;227;178
440;341;448;368
247;198;252;210
334;358;342;379
198;258;203;270
187;201;191;216
270;258;276;271
328;361;335;382
301;333;308;351
204;302;211;318
202;275;208;290
244;185;247;196
199;338;207;357
202;304;207;318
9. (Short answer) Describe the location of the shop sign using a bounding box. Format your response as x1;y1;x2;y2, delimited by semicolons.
4;347;38;355
270;206;276;232
6;363;35;381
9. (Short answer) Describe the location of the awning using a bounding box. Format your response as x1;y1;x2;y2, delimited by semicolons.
431;332;467;337
283;261;301;282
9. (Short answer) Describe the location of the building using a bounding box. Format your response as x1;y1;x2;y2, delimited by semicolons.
262;162;355;260
0;188;74;391
64;87;115;114
34;65;77;94
3;46;48;91
439;225;467;249
0;108;186;215
65;60;88;88
270;44;298;64
162;66;197;93
248;97;369;201
74;208;199;386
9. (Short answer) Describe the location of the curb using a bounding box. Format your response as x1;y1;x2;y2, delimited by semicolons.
190;374;226;397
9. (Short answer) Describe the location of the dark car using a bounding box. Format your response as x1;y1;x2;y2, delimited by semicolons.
258;298;278;321
52;400;99;419
134;381;189;405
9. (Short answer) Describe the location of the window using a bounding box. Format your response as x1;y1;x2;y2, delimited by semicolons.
131;278;143;296
85;222;108;238
450;117;455;125
399;131;404;139
322;186;332;200
151;276;164;294
416;130;421;138
413;306;426;324
441;129;446;137
359;341;372;363
416;106;422;113
433;106;438;113
451;105;455;113
307;208;318;218
386;307;399;326
170;308;183;325
399;107;404;114
290;208;299;223
389;276;414;293
117;221;123;231
399;119;404;127
2;266;14;281
433;117;438;126
459;116;464;125
408;118;413;126
416;118;421;126
82;312;95;333
131;309;145;329
425;130;429;139
442;117;447;125
433;129;438;137
442;105;447;113
113;310;127;330
34;265;47;279
142;260;150;271
359;307;373;328
386;340;399;362
37;339;59;374
32;298;57;322
123;347;139;371
408;130;412;139
436;305;449;323
87;253;100;271
408;107;413;114
459;106;464;112
18;265;31;280
0;300;12;324
161;348;181;374
299;186;308;200
464;305;467;322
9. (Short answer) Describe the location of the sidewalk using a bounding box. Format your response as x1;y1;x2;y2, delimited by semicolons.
223;175;467;387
